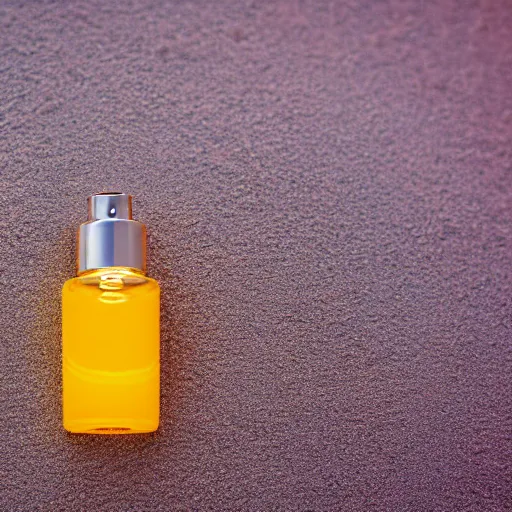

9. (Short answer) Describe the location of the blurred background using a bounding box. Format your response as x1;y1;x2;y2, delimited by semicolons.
1;1;511;510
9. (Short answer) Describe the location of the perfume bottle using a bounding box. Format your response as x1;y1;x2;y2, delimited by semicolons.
62;193;160;434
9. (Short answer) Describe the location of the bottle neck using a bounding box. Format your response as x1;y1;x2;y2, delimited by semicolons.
77;266;147;277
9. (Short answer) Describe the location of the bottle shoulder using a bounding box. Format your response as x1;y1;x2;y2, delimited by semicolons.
63;268;160;295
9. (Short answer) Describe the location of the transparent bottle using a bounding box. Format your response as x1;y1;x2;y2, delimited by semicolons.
62;193;160;434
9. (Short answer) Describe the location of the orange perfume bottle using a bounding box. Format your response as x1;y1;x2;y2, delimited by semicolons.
62;193;160;434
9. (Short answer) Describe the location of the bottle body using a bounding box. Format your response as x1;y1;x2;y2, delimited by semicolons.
62;267;160;434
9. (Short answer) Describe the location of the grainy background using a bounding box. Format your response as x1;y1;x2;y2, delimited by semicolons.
1;1;511;510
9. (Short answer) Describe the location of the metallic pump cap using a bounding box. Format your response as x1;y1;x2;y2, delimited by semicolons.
77;193;146;273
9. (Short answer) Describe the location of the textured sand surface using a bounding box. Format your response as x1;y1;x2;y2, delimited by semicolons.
1;1;511;510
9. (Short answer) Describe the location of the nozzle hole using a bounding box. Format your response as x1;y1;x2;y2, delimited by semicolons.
108;207;116;217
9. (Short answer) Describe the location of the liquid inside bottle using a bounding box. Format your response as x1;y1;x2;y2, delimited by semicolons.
62;267;160;434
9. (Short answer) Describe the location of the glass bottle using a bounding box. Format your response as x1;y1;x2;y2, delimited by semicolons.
62;193;160;434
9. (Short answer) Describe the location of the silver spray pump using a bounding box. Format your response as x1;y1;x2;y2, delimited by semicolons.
77;192;146;273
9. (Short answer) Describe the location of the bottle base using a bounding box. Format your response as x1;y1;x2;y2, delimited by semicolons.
64;418;158;434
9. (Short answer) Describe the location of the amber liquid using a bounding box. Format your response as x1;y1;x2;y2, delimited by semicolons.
62;268;160;434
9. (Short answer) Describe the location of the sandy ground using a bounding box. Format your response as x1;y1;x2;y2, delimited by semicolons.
1;1;511;510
